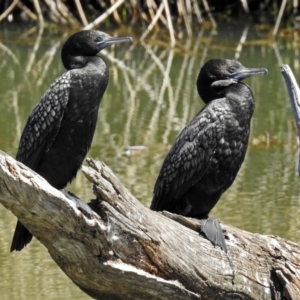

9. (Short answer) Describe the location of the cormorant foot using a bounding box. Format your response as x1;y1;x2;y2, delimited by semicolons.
199;218;227;252
60;189;95;216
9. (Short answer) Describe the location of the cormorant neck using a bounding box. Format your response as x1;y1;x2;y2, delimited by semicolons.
198;78;236;104
62;55;105;71
225;82;253;99
224;82;255;112
63;56;88;70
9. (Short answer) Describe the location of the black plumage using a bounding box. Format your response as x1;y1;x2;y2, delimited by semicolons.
150;59;267;251
11;30;132;252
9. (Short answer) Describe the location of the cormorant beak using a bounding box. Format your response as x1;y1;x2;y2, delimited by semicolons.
230;68;268;82
97;36;133;51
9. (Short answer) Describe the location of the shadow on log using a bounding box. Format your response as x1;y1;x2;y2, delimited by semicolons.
0;151;300;299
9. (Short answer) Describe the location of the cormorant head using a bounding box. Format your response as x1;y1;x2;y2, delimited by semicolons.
61;30;133;70
197;59;268;103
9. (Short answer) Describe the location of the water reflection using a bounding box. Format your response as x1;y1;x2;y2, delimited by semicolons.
0;24;300;299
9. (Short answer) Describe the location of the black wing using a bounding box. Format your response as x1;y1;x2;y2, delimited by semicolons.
151;105;225;211
16;72;71;169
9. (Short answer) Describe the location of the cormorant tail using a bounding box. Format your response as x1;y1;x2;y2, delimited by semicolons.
200;218;227;252
10;221;33;252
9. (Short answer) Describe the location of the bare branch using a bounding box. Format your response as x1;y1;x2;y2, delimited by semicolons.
0;151;300;299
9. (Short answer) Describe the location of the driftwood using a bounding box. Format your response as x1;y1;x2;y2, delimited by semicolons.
0;150;300;300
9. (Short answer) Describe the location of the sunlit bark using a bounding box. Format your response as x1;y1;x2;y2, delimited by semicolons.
0;151;299;299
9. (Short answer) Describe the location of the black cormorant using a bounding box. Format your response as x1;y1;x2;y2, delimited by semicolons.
10;30;133;252
150;59;267;252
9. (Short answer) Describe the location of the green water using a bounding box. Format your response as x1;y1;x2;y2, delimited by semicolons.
0;24;299;299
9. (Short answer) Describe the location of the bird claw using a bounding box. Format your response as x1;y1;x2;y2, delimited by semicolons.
60;189;95;216
199;218;227;252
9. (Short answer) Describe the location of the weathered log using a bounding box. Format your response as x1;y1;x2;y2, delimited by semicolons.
0;150;300;299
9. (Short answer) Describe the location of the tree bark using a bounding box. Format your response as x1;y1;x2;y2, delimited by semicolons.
0;150;300;299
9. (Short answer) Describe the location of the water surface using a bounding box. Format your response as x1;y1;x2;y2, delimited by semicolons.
0;24;299;299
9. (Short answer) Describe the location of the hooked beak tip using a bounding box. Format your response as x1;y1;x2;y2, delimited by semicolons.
261;68;268;75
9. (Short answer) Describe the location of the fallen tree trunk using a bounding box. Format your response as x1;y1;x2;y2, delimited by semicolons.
0;150;300;299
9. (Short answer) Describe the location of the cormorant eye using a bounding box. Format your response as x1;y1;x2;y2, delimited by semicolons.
228;67;236;73
94;36;103;43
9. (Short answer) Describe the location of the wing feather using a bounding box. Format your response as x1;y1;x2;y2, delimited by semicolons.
16;72;71;169
151;105;224;211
